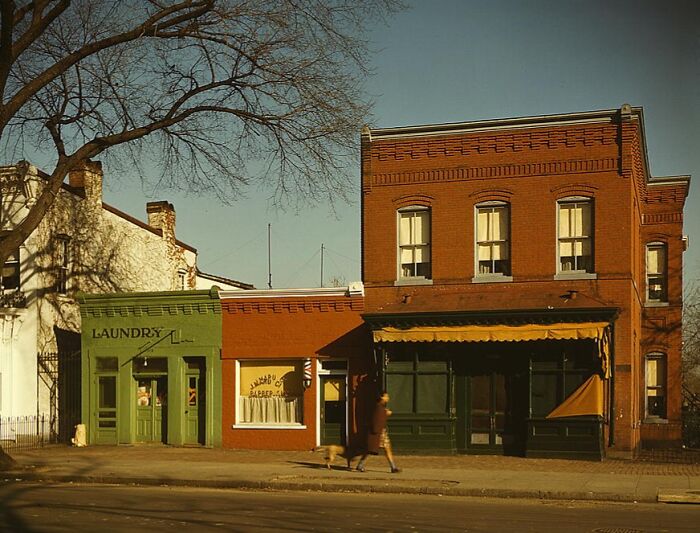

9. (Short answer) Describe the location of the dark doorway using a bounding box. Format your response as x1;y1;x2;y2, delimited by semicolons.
459;346;528;455
320;375;347;445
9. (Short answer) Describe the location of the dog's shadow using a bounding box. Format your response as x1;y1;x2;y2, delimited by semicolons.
288;460;351;471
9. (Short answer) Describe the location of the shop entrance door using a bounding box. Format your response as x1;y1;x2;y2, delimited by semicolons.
184;358;205;445
135;376;167;443
320;375;346;445
461;353;527;455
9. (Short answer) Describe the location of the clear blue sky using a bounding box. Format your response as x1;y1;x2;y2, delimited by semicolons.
99;1;700;289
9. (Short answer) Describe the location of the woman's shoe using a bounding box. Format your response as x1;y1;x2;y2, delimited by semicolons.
356;465;365;472
391;467;401;473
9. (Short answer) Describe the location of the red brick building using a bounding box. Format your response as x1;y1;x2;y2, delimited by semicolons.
360;105;688;458
219;285;371;450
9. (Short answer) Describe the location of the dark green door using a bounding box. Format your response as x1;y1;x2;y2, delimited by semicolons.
95;375;118;444
320;375;346;445
135;376;167;443
469;369;506;451
462;353;527;456
184;359;205;445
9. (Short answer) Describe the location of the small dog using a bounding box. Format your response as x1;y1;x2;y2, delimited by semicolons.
314;445;362;470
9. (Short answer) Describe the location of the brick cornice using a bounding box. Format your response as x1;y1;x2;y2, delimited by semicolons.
368;157;618;188
370;124;618;164
641;212;683;225
222;297;363;315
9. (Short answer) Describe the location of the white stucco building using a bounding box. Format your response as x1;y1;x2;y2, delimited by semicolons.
0;160;248;440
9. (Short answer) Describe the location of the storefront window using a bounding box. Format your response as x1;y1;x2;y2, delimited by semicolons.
530;344;596;417
385;348;449;415
237;360;304;425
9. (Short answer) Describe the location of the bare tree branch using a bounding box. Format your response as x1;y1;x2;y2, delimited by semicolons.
0;0;403;266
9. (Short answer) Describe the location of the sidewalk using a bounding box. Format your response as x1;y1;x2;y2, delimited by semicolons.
3;445;700;504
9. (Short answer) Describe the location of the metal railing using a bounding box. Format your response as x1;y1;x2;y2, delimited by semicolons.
0;414;49;452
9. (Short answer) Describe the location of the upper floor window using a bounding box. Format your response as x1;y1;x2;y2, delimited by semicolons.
645;353;666;419
55;235;70;294
178;269;187;290
1;248;20;291
398;207;431;280
476;202;510;276
558;198;593;273
646;243;667;302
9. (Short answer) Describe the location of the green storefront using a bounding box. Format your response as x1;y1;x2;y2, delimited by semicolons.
80;289;222;447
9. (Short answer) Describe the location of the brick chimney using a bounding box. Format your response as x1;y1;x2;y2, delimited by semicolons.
68;160;103;206
146;201;176;241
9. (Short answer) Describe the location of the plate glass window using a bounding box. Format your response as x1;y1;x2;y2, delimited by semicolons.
646;243;667;302
476;203;510;275
398;207;431;279
238;360;304;425
558;199;593;273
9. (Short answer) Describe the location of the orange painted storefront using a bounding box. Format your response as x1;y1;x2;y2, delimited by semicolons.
220;286;373;450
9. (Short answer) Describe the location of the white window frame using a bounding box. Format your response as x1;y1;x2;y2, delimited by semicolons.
644;353;667;420
56;235;71;294
555;197;596;279
316;359;348;447
473;201;512;283
646;242;668;303
396;206;432;283
0;247;20;291
233;359;307;429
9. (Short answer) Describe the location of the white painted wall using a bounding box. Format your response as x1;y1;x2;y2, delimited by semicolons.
0;162;199;417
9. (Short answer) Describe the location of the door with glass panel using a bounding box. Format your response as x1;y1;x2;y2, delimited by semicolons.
465;353;527;455
184;358;205;445
321;375;347;445
95;374;118;444
135;376;167;443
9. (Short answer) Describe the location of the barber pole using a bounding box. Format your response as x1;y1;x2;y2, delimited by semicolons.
303;358;313;388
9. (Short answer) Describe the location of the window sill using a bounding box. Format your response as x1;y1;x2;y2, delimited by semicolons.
644;301;669;308
232;424;307;430
471;275;513;284
394;278;433;286
642;417;668;424
553;272;597;281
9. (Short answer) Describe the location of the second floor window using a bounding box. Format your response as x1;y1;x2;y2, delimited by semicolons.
476;203;510;276
646;243;667;302
1;248;20;291
398;207;431;279
558;199;593;273
56;236;70;294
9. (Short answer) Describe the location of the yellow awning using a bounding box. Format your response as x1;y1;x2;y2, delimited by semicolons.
373;322;611;378
546;374;604;418
373;322;607;343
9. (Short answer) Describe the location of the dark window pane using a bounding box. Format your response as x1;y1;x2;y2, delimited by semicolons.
417;360;447;372
531;373;558;417
564;373;587;399
99;376;116;409
416;374;447;413
96;357;118;372
387;374;413;414
647;394;666;418
134;357;167;373
387;361;413;372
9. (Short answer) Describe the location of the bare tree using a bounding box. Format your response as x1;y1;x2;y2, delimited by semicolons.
0;0;401;266
684;280;700;394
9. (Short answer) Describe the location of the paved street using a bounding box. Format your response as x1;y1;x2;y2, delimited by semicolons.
1;482;698;532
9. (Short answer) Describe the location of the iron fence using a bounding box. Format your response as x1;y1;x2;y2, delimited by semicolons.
0;414;49;452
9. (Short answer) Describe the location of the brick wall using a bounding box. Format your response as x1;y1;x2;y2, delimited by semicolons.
361;108;688;452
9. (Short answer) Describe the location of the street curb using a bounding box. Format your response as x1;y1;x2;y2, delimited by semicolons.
2;471;659;504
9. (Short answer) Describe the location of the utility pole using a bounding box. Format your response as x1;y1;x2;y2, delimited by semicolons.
267;223;272;289
320;243;324;287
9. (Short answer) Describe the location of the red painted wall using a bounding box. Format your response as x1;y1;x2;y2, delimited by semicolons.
221;294;372;450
